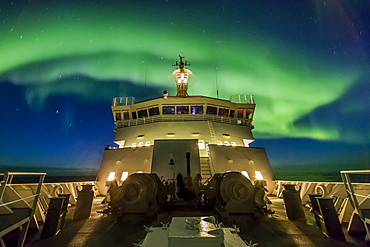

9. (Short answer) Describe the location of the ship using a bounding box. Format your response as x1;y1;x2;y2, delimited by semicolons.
96;55;274;195
1;57;370;247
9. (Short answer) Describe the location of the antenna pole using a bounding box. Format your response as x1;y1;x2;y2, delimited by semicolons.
173;55;191;97
216;67;219;99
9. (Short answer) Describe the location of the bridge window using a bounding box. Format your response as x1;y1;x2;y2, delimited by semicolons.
115;112;122;121
163;106;175;114
138;109;148;118
237;109;244;118
230;110;235;118
132;111;137;119
123;111;130;120
191;106;203;114
176;106;189;114
149;107;160;116
219;108;229;117
206;106;217;115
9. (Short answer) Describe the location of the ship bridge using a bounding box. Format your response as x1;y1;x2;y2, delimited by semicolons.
111;94;256;151
97;56;273;194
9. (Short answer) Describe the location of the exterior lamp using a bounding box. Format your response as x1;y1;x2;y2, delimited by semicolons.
121;171;129;182
255;171;264;180
241;171;250;179
107;172;115;182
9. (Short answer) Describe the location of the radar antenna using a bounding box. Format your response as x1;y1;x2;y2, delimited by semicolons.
173;55;191;97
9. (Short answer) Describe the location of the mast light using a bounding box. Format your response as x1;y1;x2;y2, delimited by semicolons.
173;55;192;97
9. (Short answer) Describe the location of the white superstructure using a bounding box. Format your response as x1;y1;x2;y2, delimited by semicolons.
96;56;274;194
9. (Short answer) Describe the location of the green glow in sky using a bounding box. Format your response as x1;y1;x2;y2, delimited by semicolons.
0;1;366;143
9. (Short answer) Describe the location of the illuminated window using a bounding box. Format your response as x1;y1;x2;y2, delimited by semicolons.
138;142;144;147
176;106;189;114
121;172;129;181
191;106;203;114
145;141;151;146
224;141;230;146
198;140;205;149
163;106;175;114
131;143;137;148
216;141;223;145
241;171;250;179
107;172;115;181
137;171;143;173
255;171;264;180
231;142;237;146
167;133;175;136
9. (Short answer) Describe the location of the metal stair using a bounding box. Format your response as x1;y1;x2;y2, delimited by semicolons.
200;157;212;183
207;121;217;144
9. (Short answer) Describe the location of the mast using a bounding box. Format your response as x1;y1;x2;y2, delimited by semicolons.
173;55;191;97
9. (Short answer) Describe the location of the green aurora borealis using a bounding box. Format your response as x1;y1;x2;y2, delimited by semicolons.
0;0;369;173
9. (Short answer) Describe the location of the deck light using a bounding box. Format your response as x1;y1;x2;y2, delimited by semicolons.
107;172;115;182
121;171;129;181
241;171;250;179
255;171;264;180
198;140;205;149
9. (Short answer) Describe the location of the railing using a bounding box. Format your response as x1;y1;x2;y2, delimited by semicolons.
229;94;255;104
0;172;46;247
113;97;135;106
115;114;253;128
341;170;370;241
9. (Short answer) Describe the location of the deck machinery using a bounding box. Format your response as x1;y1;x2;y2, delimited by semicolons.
96;56;274;221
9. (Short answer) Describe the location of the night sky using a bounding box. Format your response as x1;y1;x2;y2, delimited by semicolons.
0;1;369;177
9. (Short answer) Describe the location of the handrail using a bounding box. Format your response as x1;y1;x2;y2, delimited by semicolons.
0;172;46;247
116;114;253;129
340;170;370;174
341;170;370;241
0;172;47;176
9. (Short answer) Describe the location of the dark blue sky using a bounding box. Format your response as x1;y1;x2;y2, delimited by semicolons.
0;0;369;175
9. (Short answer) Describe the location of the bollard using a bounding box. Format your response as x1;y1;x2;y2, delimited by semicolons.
73;184;94;220
308;194;323;229
282;184;305;221
40;197;64;238
57;194;71;228
317;197;346;242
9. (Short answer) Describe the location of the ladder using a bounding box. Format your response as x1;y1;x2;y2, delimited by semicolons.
200;157;212;184
207;121;217;144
